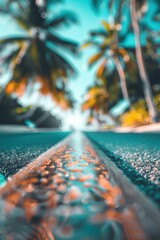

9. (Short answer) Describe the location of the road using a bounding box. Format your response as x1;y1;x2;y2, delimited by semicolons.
0;132;160;240
0;131;70;179
85;132;160;206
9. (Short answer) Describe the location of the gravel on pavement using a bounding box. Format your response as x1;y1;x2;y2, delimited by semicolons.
85;132;160;207
0;131;70;179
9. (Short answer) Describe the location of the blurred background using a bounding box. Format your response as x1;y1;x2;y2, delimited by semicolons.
0;0;160;131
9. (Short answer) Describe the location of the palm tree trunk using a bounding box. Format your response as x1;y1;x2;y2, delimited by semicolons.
130;0;159;122
113;55;131;105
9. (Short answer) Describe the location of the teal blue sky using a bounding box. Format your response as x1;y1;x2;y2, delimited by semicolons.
54;0;108;104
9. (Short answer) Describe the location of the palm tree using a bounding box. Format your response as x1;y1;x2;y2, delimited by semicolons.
130;0;159;122
0;0;78;109
92;0;159;122
82;20;131;105
82;84;109;124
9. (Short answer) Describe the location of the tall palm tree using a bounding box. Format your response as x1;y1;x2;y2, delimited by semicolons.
0;0;78;109
130;0;159;122
92;0;159;122
82;20;131;105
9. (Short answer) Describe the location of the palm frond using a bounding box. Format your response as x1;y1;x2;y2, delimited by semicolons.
14;15;31;31
88;51;105;67
52;88;74;110
31;40;54;93
0;48;21;67
45;11;78;28
90;30;107;37
0;0;78;103
36;57;73;101
100;37;112;49
47;33;78;54
0;37;31;45
6;0;26;9
48;47;76;75
81;41;93;49
118;48;130;62
11;46;33;82
102;21;112;32
5;77;28;97
96;59;107;77
0;1;26;16
82;85;109;113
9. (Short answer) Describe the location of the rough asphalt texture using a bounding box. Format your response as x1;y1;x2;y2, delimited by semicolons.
85;132;160;207
0;131;70;178
1;132;157;240
0;131;160;207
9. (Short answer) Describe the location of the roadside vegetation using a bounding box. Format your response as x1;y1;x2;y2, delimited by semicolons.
81;0;160;127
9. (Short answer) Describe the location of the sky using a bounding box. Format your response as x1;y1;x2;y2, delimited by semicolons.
0;0;159;129
52;0;108;129
53;0;107;101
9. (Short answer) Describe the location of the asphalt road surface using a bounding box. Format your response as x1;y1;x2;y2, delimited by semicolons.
0;131;70;179
0;132;159;240
1;131;160;207
85;132;160;206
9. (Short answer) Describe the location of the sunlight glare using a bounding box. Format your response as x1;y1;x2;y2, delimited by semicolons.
63;111;85;130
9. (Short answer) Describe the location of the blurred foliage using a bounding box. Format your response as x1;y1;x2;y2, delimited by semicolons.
15;106;32;114
0;87;61;127
120;94;160;127
82;20;131;103
120;100;151;127
82;84;109;124
82;49;160;126
82;85;109;113
82;0;160;126
0;0;78;110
